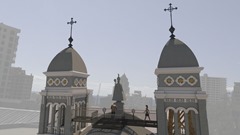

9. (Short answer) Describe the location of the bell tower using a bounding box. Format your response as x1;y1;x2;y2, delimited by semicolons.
38;18;89;135
154;4;209;135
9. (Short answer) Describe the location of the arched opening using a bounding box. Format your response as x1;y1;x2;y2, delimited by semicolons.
53;104;59;134
73;103;80;133
81;101;87;128
60;105;66;127
45;103;52;133
187;110;197;135
177;109;186;135
166;107;188;135
166;108;175;135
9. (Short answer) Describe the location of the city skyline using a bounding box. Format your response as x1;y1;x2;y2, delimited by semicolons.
1;0;240;96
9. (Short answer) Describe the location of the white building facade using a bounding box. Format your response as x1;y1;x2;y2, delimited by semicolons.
0;23;33;100
200;74;227;104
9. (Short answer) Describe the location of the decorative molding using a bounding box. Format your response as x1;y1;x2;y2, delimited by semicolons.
158;87;201;91
47;78;54;86
176;76;185;86
74;78;87;87
155;67;204;75
54;78;60;86
155;91;205;99
47;96;67;99
154;91;166;99
40;88;88;97
47;78;69;87
187;76;198;86
45;102;67;107
165;107;199;114
61;78;68;86
164;98;197;103
164;76;174;86
176;98;185;102
44;71;90;78
162;75;198;87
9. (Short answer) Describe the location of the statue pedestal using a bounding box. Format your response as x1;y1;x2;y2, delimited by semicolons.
115;101;124;115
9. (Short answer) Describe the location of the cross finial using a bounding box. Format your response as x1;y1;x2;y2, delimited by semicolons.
67;18;77;47
164;3;178;39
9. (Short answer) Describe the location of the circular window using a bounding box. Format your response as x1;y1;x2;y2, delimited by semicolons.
164;76;174;86
167;78;172;83
176;76;185;86
178;78;184;84
189;78;195;83
47;78;54;86
54;78;60;86
74;78;79;86
187;76;198;86
61;78;68;86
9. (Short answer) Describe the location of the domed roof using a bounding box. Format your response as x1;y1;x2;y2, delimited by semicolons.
158;38;199;68
47;47;87;73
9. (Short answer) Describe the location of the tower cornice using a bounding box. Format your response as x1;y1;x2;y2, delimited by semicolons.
155;67;203;75
44;71;89;78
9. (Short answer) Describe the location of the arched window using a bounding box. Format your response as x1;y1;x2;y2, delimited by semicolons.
60;105;66;127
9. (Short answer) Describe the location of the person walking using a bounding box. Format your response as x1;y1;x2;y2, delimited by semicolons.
144;105;150;120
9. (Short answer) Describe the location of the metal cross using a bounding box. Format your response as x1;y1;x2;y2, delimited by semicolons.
164;3;177;27
67;18;77;47
67;18;77;37
164;3;177;39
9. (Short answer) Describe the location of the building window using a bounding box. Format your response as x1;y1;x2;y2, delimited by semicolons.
9;37;14;41
10;30;15;35
8;43;13;47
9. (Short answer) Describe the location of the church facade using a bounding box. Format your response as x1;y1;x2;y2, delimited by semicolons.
38;3;209;134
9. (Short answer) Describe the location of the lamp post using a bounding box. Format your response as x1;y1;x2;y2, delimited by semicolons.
131;109;135;120
102;107;106;118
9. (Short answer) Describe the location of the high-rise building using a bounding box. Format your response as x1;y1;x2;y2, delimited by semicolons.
232;82;240;130
200;74;227;104
0;23;20;98
232;82;240;101
0;23;33;100
5;67;33;100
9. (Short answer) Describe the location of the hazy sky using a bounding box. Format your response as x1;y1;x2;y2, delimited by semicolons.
1;0;240;97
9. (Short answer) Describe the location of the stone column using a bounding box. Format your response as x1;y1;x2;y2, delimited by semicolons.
50;105;56;133
174;112;179;135
195;113;200;135
156;99;167;135
64;97;73;135
81;103;87;128
184;112;189;135
57;106;62;134
64;105;72;135
73;105;77;133
44;105;50;133
198;100;209;135
38;96;46;134
79;103;82;130
165;112;169;135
